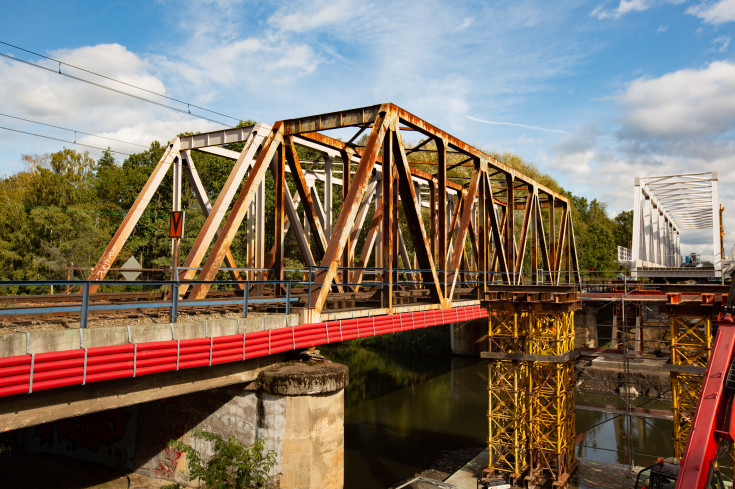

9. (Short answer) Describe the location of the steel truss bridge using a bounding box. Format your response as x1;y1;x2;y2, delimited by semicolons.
0;104;728;488
87;103;581;320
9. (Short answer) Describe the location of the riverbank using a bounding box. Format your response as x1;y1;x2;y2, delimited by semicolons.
400;449;642;489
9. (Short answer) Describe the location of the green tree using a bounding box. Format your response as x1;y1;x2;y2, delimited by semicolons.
613;210;633;249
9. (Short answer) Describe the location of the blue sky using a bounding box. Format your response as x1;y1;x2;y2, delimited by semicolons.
1;0;735;258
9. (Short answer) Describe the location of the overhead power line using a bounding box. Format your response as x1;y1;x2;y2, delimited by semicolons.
0;40;241;124
0;126;132;155
0;41;239;127
0;113;149;149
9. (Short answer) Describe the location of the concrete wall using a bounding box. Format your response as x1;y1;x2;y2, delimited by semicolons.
0;313;301;358
451;318;487;356
19;361;348;489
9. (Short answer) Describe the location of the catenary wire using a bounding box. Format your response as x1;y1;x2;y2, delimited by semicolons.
0;40;241;124
0;126;132;155
0;113;149;149
0;52;231;127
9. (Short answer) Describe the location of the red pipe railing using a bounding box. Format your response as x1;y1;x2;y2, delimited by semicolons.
0;305;487;398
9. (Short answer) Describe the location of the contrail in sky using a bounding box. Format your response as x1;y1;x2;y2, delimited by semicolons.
467;115;569;134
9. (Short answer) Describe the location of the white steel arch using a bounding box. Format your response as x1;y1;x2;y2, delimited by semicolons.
631;172;721;277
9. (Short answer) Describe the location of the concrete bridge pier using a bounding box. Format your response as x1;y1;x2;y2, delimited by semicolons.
450;318;487;356
13;360;348;489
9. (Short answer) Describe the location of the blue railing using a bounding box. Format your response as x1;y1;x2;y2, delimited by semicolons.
0;278;298;327
0;265;592;327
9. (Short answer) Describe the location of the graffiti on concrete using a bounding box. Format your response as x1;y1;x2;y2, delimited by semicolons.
29;407;137;468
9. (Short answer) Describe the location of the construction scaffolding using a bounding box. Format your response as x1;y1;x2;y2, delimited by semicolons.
488;312;529;483
483;292;579;489
669;315;712;457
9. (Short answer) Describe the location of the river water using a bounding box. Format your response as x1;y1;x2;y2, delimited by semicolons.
323;343;674;489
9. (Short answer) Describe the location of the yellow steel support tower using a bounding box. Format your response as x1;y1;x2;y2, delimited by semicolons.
527;311;577;487
670;315;712;457
487;312;529;483
484;296;579;489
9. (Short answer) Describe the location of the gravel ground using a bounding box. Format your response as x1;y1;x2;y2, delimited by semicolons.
0;309;272;334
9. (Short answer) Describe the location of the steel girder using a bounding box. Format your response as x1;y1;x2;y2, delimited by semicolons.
88;103;581;319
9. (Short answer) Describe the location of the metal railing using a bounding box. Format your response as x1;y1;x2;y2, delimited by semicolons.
0;277;298;327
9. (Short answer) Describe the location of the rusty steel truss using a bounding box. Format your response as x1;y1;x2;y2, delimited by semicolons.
88;103;580;320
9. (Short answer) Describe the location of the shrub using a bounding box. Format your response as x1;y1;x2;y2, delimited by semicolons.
169;430;276;489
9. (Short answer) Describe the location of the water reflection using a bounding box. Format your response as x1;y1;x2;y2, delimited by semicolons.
575;397;674;468
324;345;682;488
324;345;487;489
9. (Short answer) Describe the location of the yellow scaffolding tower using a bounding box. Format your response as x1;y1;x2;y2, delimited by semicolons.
527;312;577;487
486;310;577;488
488;312;528;482
670;315;712;457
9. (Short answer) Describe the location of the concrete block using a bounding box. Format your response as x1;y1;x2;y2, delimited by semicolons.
28;329;82;354
0;332;27;358
84;326;129;349
205;318;239;337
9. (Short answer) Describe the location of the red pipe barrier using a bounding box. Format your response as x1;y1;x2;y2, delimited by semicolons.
0;305;486;398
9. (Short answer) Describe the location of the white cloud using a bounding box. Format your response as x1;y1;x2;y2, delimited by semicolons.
714;35;732;52
267;0;367;33
548;62;735;256
456;17;475;30
0;44;220;172
687;0;735;24
617;61;735;139
592;0;653;20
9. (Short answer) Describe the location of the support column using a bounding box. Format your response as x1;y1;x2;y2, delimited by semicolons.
482;294;579;489
669;314;712;457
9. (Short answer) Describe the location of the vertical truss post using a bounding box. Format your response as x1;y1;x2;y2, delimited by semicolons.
505;175;515;283
181;151;243;287
325;156;333;241
382;127;394;311
274;143;286;288
437;138;447;295
430;177;437;262
341;149;353;288
530;191;539;284
171;155;182;283
478;172;488;290
549;197;556;279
